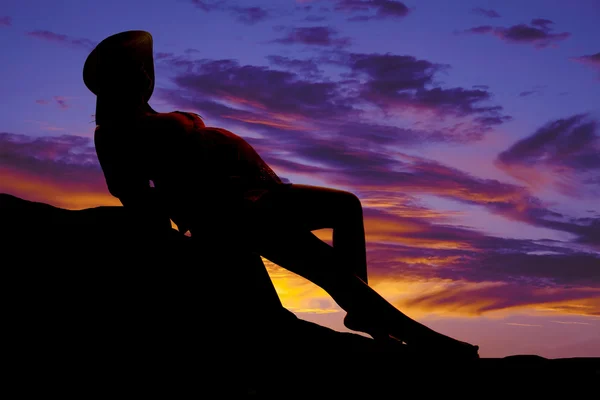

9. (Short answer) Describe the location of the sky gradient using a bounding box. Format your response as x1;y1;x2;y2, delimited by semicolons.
1;0;599;358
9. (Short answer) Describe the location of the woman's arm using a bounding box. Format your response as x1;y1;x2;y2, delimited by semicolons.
94;125;172;237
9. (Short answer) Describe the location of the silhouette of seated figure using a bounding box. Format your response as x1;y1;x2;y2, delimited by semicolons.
84;30;479;359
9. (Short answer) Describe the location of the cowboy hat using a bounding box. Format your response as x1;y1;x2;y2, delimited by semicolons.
83;30;155;102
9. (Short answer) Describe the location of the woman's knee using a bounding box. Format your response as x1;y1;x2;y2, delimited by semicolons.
339;191;362;213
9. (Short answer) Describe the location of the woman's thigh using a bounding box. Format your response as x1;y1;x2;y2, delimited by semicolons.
250;184;360;232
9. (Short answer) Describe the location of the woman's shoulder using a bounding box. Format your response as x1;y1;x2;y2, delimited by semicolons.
147;111;208;133
144;111;191;128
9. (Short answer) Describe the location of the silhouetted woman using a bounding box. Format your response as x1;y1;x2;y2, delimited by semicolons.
85;30;479;358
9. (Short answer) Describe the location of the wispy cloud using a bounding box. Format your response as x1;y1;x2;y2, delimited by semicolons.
403;281;599;316
456;18;570;49
550;320;592;325
333;0;412;22
496;113;600;198
230;6;270;24
518;85;546;97
35;96;71;110
0;16;12;26
571;52;600;79
272;26;352;48
189;0;272;25
26;30;97;50
156;49;509;148
471;7;501;19
189;0;225;12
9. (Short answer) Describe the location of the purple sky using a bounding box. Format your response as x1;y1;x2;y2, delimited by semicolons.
1;0;599;358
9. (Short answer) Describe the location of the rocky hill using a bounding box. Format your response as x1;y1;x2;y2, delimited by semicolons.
1;193;597;396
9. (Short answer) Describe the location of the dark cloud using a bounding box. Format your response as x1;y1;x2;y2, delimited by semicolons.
571;52;600;79
272;26;352;47
457;19;570;48
333;0;411;21
0;16;11;26
167;59;355;119
519;90;536;97
266;55;323;77
361;207;600;315
343;53;444;90
531;18;553;29
189;0;225;12
156;61;600;249
295;4;313;12
304;14;328;22
292;3;329;21
156;49;508;148
496;114;600;197
572;52;600;66
367;228;600;288
0;132;100;177
471;7;501;19
268;145;600;248
229;6;270;25
26;30;97;50
518;85;545;97
189;1;271;25
335;52;509;134
330;121;454;145
458;252;600;287
462;25;494;34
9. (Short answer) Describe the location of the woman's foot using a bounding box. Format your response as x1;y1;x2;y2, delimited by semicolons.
410;338;479;360
344;313;403;342
346;313;479;359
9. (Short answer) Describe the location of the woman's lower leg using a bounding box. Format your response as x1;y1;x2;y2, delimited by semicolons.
331;194;368;283
258;231;470;350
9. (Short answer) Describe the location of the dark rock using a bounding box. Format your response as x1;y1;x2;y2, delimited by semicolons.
2;193;598;395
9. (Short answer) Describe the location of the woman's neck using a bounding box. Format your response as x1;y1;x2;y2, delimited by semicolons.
95;96;157;126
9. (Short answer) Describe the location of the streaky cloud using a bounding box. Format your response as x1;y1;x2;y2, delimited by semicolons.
26;30;97;50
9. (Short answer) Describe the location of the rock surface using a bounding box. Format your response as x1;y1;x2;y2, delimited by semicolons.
2;193;597;395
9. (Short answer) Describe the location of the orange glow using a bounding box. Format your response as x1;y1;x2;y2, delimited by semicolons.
264;258;340;314
310;213;475;251
364;215;476;250
220;108;315;131
215;91;315;132
361;198;461;220
265;261;600;319
388;254;463;266
217;92;269;111
222;115;304;131
0;168;118;209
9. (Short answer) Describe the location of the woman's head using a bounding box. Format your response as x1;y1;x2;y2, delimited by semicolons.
83;31;155;123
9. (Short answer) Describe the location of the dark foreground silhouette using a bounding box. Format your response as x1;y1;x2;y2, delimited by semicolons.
2;193;598;395
85;30;479;358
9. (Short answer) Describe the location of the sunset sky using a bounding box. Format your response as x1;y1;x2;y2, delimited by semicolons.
1;0;599;358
